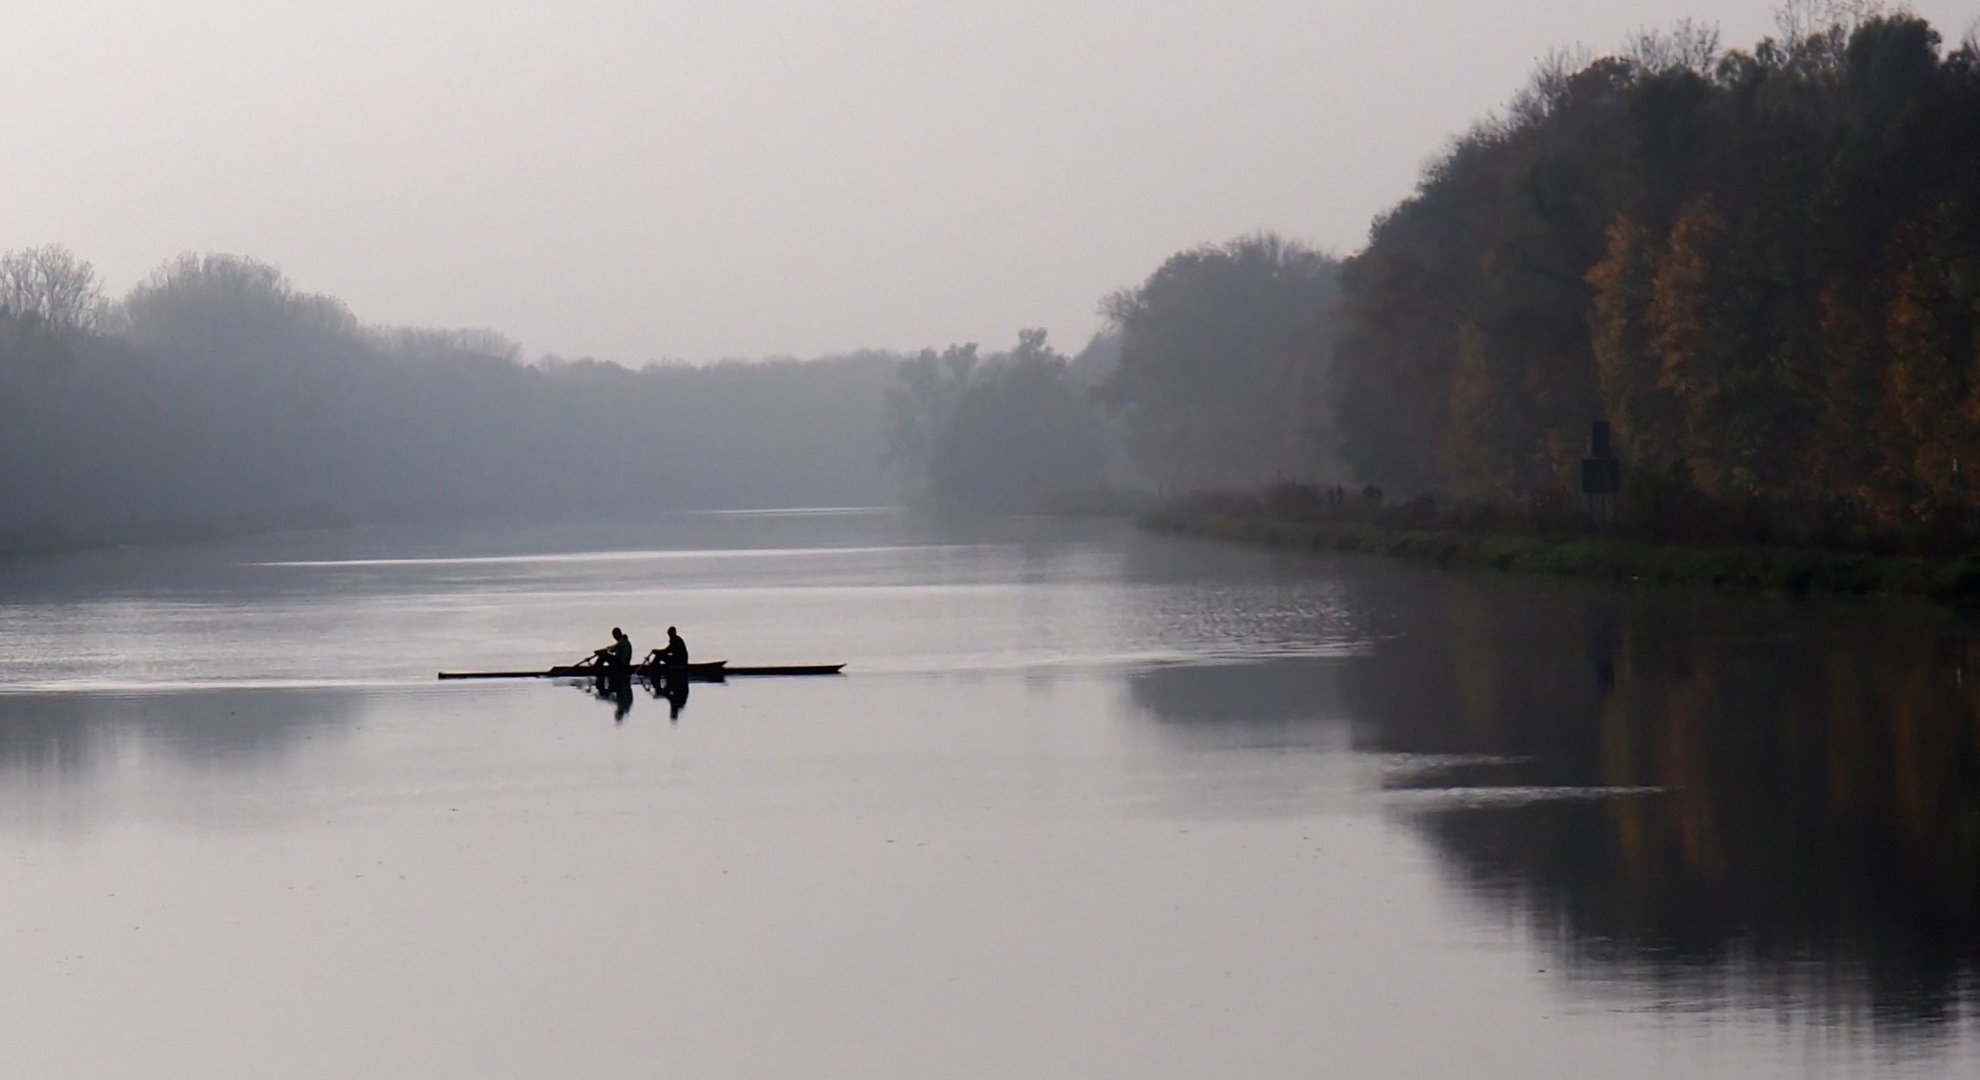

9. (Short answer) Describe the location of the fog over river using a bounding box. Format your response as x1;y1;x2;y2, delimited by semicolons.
0;509;1973;1078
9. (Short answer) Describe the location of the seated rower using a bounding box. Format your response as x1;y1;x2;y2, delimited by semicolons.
659;626;688;669
593;627;633;675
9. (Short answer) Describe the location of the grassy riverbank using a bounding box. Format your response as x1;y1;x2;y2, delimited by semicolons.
1145;510;1980;602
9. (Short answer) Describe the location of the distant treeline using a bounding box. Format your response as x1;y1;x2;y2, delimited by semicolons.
0;252;899;550
0;232;1348;545
883;234;1344;508
8;8;1977;549
1334;10;1980;525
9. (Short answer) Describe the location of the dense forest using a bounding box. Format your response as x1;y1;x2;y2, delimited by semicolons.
907;10;1980;530
1333;10;1980;526
6;8;1978;550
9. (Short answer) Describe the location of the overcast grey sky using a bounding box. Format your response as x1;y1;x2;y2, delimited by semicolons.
4;1;1975;363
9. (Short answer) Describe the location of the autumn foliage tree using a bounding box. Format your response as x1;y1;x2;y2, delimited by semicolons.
1332;8;1980;529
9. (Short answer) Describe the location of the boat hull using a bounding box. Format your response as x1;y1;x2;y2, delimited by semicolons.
437;660;844;681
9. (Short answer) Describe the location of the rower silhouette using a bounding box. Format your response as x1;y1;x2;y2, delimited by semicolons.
648;626;687;672
594;627;633;676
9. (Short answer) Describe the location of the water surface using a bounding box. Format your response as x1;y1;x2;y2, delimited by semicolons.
1;510;1973;1078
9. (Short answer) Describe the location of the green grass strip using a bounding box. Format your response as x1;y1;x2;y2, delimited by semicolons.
1144;512;1980;602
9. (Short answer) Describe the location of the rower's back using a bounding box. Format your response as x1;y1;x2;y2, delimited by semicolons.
603;627;633;673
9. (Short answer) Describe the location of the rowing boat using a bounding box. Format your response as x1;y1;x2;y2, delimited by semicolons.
699;664;846;677
436;660;845;681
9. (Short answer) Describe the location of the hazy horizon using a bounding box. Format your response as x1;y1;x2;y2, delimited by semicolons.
6;0;1977;364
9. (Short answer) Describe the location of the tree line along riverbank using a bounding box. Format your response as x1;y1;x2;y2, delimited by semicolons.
893;11;1980;525
6;11;1976;553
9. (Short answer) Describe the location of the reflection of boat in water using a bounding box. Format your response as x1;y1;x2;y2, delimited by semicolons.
590;671;636;721
648;671;690;720
565;665;694;722
437;660;845;681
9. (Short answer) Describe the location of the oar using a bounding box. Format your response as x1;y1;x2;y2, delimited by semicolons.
436;652;604;680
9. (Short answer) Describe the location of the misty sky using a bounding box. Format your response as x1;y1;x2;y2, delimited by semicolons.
6;1;1976;363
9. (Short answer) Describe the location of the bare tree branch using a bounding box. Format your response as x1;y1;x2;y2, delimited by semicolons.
0;244;102;331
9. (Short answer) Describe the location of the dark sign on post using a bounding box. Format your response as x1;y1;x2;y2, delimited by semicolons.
1583;420;1621;521
1582;457;1621;495
1589;419;1613;460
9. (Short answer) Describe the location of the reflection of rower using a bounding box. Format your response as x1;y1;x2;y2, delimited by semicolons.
594;674;634;722
645;672;690;721
640;627;692;719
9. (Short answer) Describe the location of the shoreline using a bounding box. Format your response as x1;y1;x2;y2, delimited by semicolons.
1143;511;1980;604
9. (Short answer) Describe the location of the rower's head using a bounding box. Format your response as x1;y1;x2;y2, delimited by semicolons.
612;627;627;642
667;626;679;638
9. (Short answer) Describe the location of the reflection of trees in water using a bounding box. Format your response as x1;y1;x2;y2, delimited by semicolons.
1335;576;1979;1029
0;687;362;778
1120;658;1353;818
0;696;96;776
1126;659;1341;738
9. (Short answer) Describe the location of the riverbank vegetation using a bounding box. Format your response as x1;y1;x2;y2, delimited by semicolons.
880;329;1115;511
1146;7;1980;591
878;233;1342;509
6;6;1978;559
1331;8;1980;522
903;7;1980;542
1148;484;1980;600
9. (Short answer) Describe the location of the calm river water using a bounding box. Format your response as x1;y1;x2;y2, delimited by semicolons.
0;509;1974;1078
